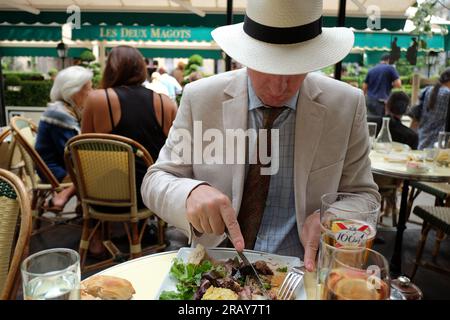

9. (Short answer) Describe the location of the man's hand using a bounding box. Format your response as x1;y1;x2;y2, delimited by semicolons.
301;211;321;272
186;185;244;252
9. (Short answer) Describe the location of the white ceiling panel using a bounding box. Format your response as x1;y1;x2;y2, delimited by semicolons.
1;0;416;17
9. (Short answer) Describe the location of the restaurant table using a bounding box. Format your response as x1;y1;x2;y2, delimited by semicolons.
370;150;450;276
93;250;317;300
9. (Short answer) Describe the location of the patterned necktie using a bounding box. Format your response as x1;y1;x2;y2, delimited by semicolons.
238;107;287;249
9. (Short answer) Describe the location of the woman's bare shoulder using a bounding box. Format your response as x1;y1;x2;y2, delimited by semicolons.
87;89;107;103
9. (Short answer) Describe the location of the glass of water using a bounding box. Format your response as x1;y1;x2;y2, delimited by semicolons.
21;248;80;300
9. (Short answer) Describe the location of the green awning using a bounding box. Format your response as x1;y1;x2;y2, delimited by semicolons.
0;47;89;58
106;47;221;60
0;25;61;41
354;32;446;52
73;25;212;42
343;53;364;64
0;11;407;31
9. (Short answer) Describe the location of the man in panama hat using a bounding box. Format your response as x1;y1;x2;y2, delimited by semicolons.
141;0;380;272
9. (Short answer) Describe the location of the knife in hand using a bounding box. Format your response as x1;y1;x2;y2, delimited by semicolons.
225;231;270;299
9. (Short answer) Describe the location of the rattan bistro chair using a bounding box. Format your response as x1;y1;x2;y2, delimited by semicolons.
0;169;32;300
0;127;26;177
410;205;450;280
9;116;76;233
64;133;166;272
0;127;11;144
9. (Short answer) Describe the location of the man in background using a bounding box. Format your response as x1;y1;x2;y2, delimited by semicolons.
158;67;182;103
363;54;402;117
368;91;418;150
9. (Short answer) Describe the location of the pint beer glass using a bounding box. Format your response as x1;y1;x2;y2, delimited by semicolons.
320;193;380;249
317;193;380;299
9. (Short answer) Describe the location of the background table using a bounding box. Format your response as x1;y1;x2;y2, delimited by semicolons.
370;150;450;276
95;250;317;300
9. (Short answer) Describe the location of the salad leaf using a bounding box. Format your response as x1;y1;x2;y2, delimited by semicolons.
159;291;184;300
159;258;214;300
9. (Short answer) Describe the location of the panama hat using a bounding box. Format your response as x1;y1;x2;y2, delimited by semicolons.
212;0;354;75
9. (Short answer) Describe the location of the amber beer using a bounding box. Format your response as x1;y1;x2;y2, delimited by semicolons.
322;268;390;300
321;218;376;249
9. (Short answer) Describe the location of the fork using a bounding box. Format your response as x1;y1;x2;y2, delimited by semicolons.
277;266;306;300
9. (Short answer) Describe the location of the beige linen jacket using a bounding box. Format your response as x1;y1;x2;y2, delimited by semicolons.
141;68;380;248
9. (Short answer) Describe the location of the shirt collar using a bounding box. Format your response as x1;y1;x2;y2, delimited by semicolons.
247;76;299;111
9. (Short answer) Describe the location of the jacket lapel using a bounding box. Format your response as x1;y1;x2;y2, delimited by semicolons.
294;74;328;227
222;69;249;214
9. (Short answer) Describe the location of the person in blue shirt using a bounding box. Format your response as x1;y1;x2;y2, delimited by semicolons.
363;54;402;117
409;68;450;149
36;66;93;212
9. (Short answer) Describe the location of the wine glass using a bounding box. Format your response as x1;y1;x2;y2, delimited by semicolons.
322;247;390;300
21;248;80;300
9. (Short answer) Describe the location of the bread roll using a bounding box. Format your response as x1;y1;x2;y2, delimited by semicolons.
81;275;135;300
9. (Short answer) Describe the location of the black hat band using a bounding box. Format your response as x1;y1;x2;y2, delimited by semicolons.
243;15;323;44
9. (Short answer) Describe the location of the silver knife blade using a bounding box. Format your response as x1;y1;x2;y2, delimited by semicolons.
225;231;270;299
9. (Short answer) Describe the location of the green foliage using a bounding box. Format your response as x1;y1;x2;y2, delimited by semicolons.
80;50;96;64
81;59;101;88
400;75;412;85
5;75;21;86
184;54;204;78
188;54;203;67
3;71;44;81
392;87;412;98
395;56;426;79
92;74;102;89
320;65;335;77
48;68;58;77
410;1;447;48
5;80;52;107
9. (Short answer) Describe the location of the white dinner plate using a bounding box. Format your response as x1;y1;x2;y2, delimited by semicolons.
154;247;307;300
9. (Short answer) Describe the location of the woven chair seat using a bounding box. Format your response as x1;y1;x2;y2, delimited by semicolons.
413;206;450;235
410;181;450;200
89;207;154;222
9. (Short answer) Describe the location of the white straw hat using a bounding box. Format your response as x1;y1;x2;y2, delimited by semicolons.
212;0;354;75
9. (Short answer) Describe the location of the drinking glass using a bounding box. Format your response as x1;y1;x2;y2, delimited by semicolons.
434;132;450;168
321;247;390;300
21;248;80;300
367;122;377;149
320;193;380;249
424;147;437;162
316;193;380;299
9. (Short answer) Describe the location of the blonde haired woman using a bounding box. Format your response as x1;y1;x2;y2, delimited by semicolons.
36;65;93;212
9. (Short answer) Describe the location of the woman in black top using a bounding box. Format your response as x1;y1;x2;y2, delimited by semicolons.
82;46;177;253
83;46;177;208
